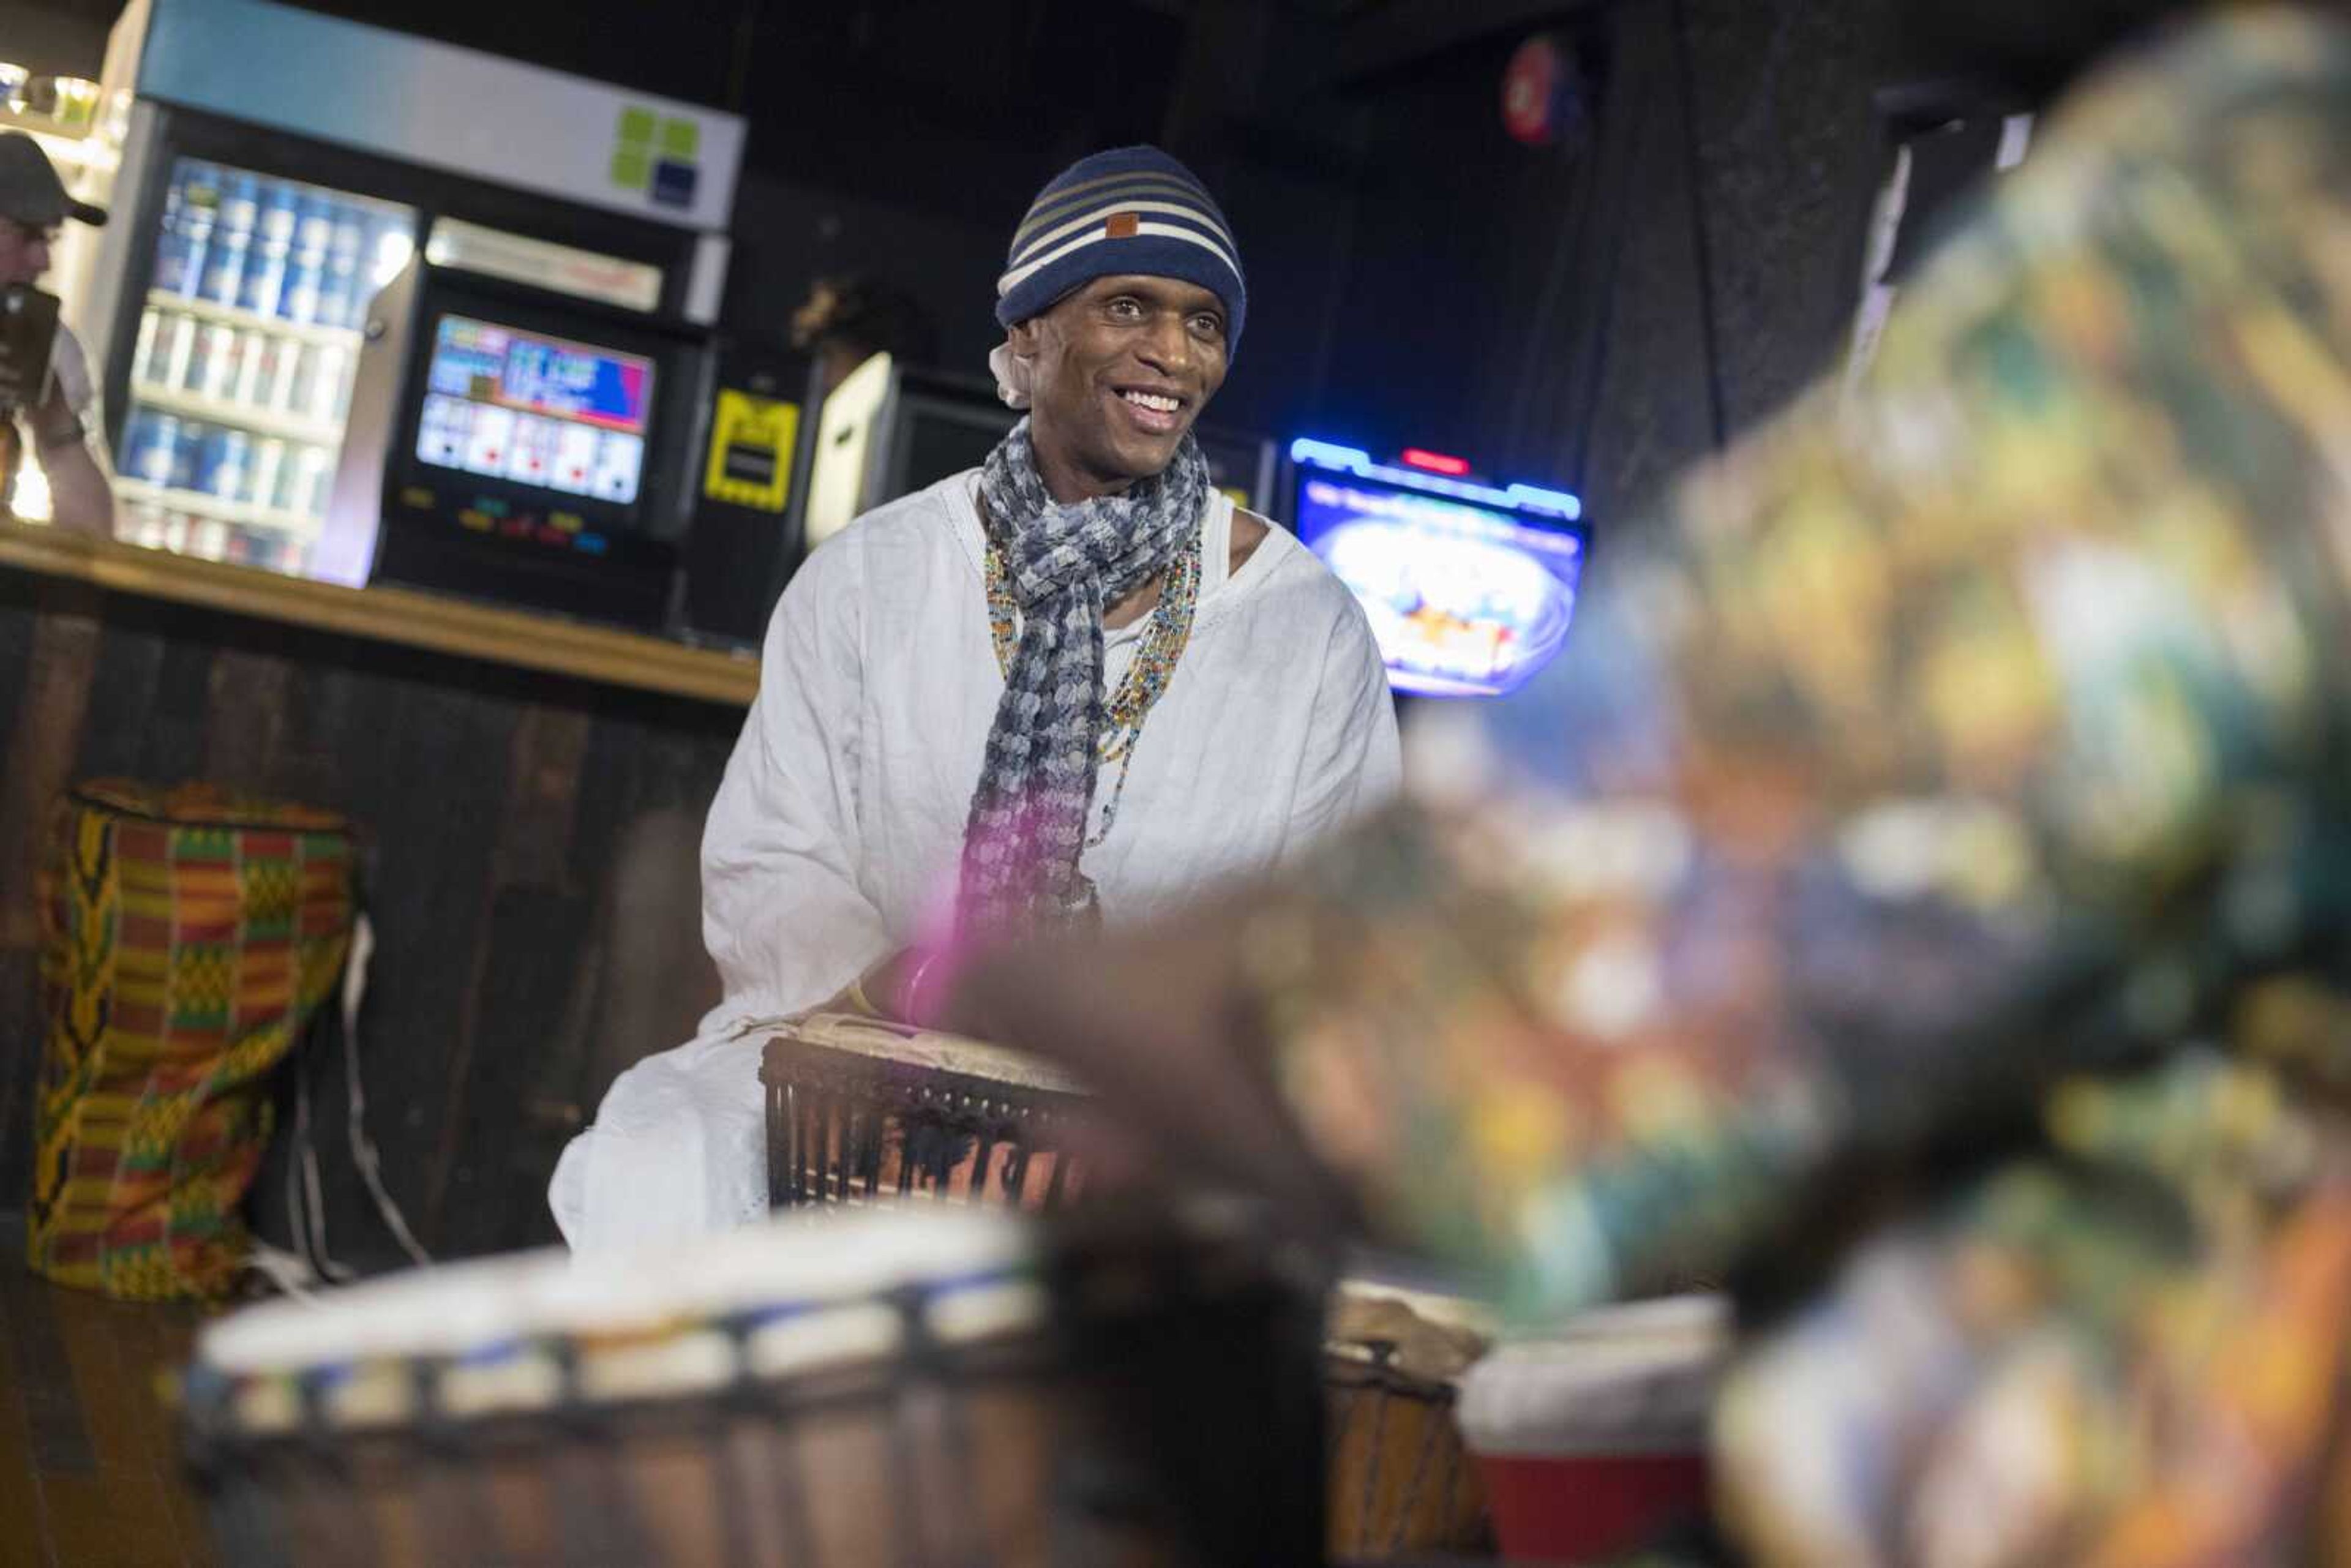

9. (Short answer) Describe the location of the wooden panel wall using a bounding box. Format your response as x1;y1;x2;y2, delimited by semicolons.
0;569;739;1270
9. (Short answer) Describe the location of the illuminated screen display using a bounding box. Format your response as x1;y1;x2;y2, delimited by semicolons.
1294;476;1585;697
414;314;654;504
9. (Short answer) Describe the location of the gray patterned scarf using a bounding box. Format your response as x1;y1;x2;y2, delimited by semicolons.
959;417;1209;937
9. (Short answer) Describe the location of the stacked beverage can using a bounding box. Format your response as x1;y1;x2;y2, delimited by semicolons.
319;206;364;330
238;181;298;318
201;172;257;307
141;312;197;389
285;446;334;518
128;309;160;386
231;331;278;408
119;410;184;488
305;343;352;424
187;321;236;399
218;329;257;402
194;429;251;501
282;193;332;326
116;501;165;550
153;160;217;298
247;438;290;515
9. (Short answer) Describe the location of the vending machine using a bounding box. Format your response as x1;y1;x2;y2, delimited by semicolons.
111;160;419;572
77;0;742;587
0;66;129;527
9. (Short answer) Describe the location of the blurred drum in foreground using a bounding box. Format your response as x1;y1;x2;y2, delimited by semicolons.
181;1200;1329;1566
1325;1273;1495;1558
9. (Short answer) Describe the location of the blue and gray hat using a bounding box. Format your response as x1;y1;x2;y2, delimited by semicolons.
994;145;1246;356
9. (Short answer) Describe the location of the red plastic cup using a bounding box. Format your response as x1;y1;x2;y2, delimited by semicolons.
1457;1295;1725;1564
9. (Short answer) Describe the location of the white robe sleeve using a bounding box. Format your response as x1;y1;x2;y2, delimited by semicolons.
1281;602;1403;854
548;536;887;1254
699;532;891;1022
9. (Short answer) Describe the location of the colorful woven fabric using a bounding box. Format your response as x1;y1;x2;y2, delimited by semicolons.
31;781;353;1300
1238;10;2351;1564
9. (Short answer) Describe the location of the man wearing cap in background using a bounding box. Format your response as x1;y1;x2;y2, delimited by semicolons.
550;145;1400;1253
789;272;940;402
0;130;113;536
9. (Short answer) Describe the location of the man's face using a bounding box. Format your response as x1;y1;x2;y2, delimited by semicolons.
0;218;56;288
1011;274;1229;496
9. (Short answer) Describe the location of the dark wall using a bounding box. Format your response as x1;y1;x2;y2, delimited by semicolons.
710;0;1887;500
720;169;1007;386
0;1;113;77
1558;0;1888;522
284;0;743;110
1170;0;1888;508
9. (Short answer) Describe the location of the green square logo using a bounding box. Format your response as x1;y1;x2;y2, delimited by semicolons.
613;103;699;201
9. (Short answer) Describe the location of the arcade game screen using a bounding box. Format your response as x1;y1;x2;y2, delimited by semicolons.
1293;471;1586;697
414;315;655;505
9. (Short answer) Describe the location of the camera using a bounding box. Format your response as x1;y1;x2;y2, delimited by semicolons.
1;281;61;416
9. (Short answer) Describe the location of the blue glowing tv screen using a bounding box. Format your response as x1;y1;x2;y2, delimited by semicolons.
1292;473;1588;697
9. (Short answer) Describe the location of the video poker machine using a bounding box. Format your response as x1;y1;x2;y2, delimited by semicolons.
318;258;716;628
1281;438;1590;699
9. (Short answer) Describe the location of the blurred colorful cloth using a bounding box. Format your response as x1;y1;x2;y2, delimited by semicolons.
1249;9;2351;1563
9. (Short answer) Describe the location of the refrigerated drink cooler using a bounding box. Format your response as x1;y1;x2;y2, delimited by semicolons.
113;159;414;572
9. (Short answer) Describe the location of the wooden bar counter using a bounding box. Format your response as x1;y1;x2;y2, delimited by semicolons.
0;525;760;706
0;521;754;1266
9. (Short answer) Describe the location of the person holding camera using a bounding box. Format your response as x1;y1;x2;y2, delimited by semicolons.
1;132;113;537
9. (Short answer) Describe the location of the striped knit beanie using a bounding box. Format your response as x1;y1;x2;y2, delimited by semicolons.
994;146;1246;356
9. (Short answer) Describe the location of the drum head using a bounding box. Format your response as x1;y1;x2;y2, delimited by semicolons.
762;1011;1090;1096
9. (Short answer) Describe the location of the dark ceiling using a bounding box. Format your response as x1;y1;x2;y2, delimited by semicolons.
18;0;1628;216
276;0;1202;222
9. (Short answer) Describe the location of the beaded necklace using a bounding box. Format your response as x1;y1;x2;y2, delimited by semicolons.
984;528;1200;847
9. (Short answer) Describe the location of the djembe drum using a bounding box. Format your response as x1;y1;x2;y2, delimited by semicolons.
760;1012;1096;1211
181;1201;1328;1567
1457;1294;1727;1562
1324;1276;1494;1558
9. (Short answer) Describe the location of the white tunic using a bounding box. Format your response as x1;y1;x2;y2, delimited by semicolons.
550;471;1401;1251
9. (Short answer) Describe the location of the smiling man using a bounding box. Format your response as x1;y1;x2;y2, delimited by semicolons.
552;146;1399;1252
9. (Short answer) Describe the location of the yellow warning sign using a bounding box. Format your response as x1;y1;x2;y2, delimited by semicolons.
702;390;799;513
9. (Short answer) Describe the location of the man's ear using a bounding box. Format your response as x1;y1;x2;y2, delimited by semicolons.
1007;316;1044;361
